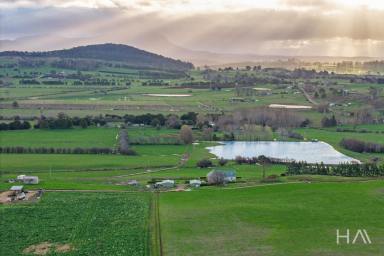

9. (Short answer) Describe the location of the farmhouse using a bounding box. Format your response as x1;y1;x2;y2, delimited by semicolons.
207;170;237;184
223;170;237;182
155;179;175;188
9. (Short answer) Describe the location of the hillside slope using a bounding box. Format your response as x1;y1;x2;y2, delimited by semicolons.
0;43;194;71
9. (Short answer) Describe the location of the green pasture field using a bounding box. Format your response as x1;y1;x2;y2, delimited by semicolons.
0;144;186;173
0;192;150;256
160;180;384;256
0;127;119;148
0;87;89;99
332;124;384;132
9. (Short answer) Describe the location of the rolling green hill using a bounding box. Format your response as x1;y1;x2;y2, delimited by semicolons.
0;43;194;71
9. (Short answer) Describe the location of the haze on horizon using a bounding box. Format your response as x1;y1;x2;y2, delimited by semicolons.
1;0;384;64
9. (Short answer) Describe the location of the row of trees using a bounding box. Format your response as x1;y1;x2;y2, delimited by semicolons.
286;162;384;177
118;129;136;155
216;107;309;132
0;146;114;154
36;113;74;129
340;138;384;153
0;120;31;130
321;115;337;127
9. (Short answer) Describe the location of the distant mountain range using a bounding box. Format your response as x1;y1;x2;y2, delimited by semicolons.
0;43;194;71
1;35;383;67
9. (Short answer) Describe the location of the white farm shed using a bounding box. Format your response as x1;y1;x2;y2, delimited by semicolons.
23;176;39;185
189;179;202;188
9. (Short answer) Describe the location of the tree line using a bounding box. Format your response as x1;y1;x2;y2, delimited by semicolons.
117;129;136;155
286;161;384;177
0;120;31;130
340;138;384;153
0;146;115;154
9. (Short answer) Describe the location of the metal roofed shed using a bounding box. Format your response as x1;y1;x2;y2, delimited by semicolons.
155;179;175;188
10;185;24;192
189;179;202;188
22;176;39;185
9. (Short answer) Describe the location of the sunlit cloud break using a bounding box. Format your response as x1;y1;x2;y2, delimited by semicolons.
1;0;384;59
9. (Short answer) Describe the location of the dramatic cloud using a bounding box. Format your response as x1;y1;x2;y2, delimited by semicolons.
1;0;384;60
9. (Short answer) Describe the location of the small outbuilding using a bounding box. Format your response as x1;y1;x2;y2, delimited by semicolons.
189;179;202;188
10;185;26;200
16;175;26;181
10;185;24;193
22;176;39;185
127;180;139;186
155;179;175;188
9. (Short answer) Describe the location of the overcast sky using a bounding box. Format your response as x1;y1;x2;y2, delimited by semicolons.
1;0;384;57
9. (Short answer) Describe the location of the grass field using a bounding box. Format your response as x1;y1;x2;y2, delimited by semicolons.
0;149;181;173
0;192;150;256
0;127;118;148
160;181;384;256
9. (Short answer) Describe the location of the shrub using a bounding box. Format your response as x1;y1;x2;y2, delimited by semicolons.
218;158;228;166
340;138;384;153
197;159;213;168
261;174;280;183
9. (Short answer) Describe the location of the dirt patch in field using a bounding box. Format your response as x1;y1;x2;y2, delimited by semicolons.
377;188;384;195
253;87;271;91
55;244;73;253
143;93;192;97
23;242;52;255
0;190;40;204
0;191;13;204
269;104;312;109
23;242;73;255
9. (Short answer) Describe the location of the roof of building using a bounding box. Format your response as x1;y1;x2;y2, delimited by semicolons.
156;179;175;185
23;176;39;179
211;169;236;177
10;185;23;191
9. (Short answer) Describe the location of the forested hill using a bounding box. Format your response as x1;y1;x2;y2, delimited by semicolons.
0;43;194;71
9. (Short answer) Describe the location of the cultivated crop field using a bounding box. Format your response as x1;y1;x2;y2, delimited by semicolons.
0;192;150;256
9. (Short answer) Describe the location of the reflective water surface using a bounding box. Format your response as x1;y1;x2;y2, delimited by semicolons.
206;141;360;164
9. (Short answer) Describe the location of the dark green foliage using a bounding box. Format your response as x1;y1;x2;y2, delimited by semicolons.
321;115;337;127
0;120;31;130
36;113;73;129
235;155;275;165
180;112;198;125
196;159;213;168
286;161;384;177
0;146;115;154
218;158;228;166
340;138;384;153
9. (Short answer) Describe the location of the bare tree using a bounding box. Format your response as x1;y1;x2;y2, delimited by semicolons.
179;125;193;144
207;171;225;185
